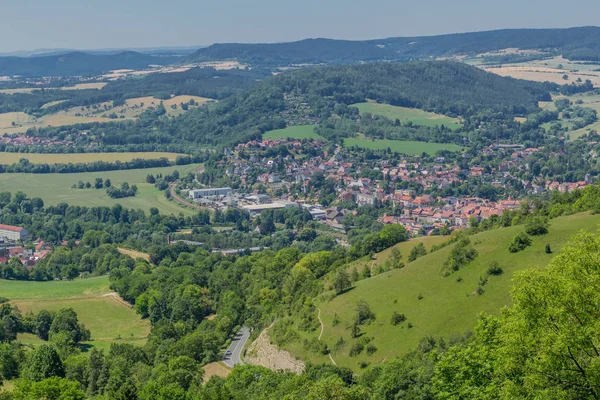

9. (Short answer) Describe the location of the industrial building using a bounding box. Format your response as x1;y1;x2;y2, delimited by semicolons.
0;224;28;242
189;187;232;199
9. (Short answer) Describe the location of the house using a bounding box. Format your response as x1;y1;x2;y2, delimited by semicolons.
356;194;377;206
0;224;28;242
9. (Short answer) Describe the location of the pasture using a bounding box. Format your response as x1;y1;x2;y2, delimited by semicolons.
263;125;322;140
0;163;201;216
0;94;212;134
3;276;150;351
344;137;463;155
352;102;462;130
286;212;600;370
0;151;182;165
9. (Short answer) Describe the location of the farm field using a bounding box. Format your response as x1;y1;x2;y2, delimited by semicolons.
0;95;213;134
0;163;201;216
0;151;182;164
263;125;322;140
0;82;107;95
344;137;463;155
482;56;600;87
286;212;600;370
3;276;150;351
537;93;600;140
352;102;463;130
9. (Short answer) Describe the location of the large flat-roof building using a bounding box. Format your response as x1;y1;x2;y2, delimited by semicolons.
0;224;28;242
189;187;232;199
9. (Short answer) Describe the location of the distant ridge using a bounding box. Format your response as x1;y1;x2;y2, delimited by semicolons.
187;26;600;66
0;51;180;77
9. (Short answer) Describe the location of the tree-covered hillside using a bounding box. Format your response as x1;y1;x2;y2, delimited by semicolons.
188;26;600;66
0;51;179;77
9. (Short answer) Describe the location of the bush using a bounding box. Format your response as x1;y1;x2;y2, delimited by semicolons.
366;344;377;355
349;343;364;357
486;261;504;276
408;243;427;262
391;311;407;326
509;232;532;253
355;300;375;325
545;244;552;254
525;216;549;236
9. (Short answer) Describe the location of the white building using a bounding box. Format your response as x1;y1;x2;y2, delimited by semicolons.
0;224;28;242
189;187;232;199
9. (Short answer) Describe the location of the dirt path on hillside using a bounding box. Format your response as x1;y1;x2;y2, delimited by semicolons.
317;308;337;366
101;292;133;308
245;324;305;374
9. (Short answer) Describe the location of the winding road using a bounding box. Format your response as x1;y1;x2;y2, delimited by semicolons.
222;327;251;368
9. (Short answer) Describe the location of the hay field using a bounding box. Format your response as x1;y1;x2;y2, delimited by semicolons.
353;102;462;130
0;151;182;165
344;137;463;155
0;163;201;216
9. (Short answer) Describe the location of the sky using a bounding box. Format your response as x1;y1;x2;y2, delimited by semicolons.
1;0;599;53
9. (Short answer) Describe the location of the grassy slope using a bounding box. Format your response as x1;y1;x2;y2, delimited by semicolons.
263;125;322;140
0;152;182;164
290;212;600;370
0;164;200;216
2;276;150;351
352;102;462;130
344;138;463;155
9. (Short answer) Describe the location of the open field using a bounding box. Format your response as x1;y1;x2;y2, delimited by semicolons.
41;100;68;109
482;57;600;87
202;362;232;383
0;95;213;134
537;93;600;140
0;151;182;165
344;137;463;155
0;164;201;216
118;247;151;262
0;275;111;300
352;102;462;130
3;276;150;351
285;212;600;370
0;82;107;95
263;125;322;140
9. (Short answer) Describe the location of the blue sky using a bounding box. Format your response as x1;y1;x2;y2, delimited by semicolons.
1;0;599;52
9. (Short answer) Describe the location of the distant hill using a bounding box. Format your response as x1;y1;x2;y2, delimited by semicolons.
187;26;600;66
0;51;180;77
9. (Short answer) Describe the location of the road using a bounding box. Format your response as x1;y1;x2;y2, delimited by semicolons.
167;165;205;211
222;327;251;368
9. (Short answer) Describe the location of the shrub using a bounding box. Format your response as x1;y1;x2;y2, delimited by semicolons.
441;237;478;276
486;261;504;276
408;243;427;262
366;344;377;355
545;244;552;254
509;232;532;253
525;216;549;236
355;300;375;325
349;343;364;357
390;311;406;326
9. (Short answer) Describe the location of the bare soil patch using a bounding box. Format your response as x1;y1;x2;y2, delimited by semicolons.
245;326;305;374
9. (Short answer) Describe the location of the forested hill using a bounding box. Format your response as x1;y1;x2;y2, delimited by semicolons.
172;61;549;145
187;26;600;65
0;51;180;77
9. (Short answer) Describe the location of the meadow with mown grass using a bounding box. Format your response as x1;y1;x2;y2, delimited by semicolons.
0;151;183;165
352;102;463;130
344;137;463;155
283;212;600;370
0;163;201;215
2;276;150;352
262;125;322;140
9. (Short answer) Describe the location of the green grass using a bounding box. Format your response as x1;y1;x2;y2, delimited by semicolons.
3;276;150;351
0;164;201;216
286;212;600;370
263;125;322;140
344;138;463;155
352;102;462;130
0;276;111;300
0;152;182;164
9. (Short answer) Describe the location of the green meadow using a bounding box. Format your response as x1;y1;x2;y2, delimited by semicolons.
263;125;322;140
2;276;150;351
0;164;201;216
285;212;600;370
352;102;463;130
344;137;463;155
